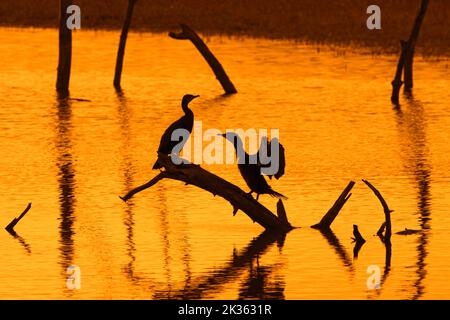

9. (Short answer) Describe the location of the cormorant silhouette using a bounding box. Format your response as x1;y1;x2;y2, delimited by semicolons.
152;94;199;169
221;132;287;200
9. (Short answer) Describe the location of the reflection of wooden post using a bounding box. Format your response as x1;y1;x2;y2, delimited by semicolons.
169;24;237;94
114;0;137;89
56;0;72;98
404;0;429;92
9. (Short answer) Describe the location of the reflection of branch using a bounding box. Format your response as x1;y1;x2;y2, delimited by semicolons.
169;24;237;94
8;230;32;254
319;229;354;275
153;230;283;299
120;154;292;232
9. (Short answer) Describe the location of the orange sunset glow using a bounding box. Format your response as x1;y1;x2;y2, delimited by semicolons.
0;0;449;302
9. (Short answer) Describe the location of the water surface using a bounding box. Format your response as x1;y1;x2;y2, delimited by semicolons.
0;28;449;299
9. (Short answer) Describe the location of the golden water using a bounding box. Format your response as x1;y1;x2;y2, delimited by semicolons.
0;28;449;299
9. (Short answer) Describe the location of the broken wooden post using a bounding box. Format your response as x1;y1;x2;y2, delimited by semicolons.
403;0;430;92
169;24;237;94
311;181;355;230
120;154;291;232
391;40;408;106
276;199;290;226
5;203;32;233
56;0;72;98
362;179;392;244
114;0;137;89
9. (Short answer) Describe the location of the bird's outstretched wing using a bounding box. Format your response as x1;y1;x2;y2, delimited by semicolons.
256;137;285;180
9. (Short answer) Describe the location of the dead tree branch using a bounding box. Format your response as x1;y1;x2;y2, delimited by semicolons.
169;24;237;94
391;0;429;104
404;0;430;92
5;203;32;233
311;181;355;230
362;179;392;244
120;155;291;232
114;0;137;89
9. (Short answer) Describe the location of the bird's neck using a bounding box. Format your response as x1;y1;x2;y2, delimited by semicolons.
233;139;247;160
182;102;193;117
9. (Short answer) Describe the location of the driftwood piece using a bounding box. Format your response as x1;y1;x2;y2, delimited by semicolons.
56;0;72;98
5;203;32;233
114;0;137;88
169;24;237;94
404;0;430;92
311;181;355;230
362;180;392;244
120;154;292;232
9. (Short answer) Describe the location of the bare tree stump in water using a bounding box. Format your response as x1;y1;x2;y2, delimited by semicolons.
362;179;392;245
120;154;290;232
391;40;408;106
311;181;355;231
114;0;137;89
391;0;429;104
56;0;72;98
404;0;430;92
169;24;237;95
5;203;32;233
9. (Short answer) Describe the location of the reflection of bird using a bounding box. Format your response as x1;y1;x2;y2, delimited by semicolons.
152;94;199;169
221;132;287;200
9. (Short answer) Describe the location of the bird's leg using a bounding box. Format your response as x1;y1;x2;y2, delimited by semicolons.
256;194;260;201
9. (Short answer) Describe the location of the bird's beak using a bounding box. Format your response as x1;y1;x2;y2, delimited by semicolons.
217;133;226;137
193;95;200;99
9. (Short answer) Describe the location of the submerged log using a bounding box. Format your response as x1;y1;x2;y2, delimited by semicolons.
114;0;137;89
404;0;430;92
169;24;237;94
120;154;291;232
311;181;355;230
362;179;392;244
5;203;32;233
56;0;73;98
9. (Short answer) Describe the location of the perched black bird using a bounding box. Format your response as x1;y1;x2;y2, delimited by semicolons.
221;132;287;200
152;94;199;169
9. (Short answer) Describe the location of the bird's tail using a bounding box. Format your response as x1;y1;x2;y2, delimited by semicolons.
152;159;163;170
268;189;288;200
